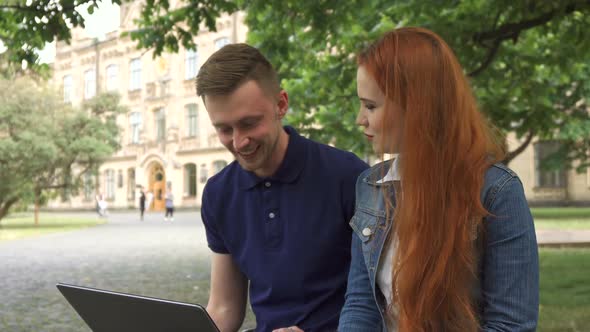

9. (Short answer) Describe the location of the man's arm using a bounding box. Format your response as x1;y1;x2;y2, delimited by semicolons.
207;253;248;332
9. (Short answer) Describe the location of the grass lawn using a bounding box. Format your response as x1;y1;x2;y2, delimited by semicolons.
531;207;590;219
531;207;590;230
534;218;590;230
0;215;105;242
538;248;590;331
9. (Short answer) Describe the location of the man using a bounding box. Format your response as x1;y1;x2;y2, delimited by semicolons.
197;43;368;332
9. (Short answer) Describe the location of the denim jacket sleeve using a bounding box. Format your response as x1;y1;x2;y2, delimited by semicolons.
338;231;384;331
480;175;539;331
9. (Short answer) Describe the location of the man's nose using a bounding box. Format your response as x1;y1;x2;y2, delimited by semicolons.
233;132;250;151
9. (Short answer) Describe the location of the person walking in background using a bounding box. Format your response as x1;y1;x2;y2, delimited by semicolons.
164;191;174;222
145;190;154;211
139;189;146;221
338;27;538;331
96;193;108;218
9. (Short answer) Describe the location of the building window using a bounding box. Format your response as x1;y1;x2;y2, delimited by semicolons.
185;48;198;80
129;112;142;144
214;37;230;50
199;164;208;183
63;75;73;103
83;172;93;201
184;163;197;197
117;170;123;188
185;104;198;137
129;58;141;91
534;141;566;188
213;160;228;174
105;169;115;200
106;64;118;91
155;108;166;142
84;69;96;99
127;168;135;201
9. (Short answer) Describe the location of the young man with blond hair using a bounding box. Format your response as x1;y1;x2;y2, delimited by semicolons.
197;43;367;332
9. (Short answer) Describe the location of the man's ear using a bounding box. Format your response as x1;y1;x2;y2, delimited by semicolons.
276;90;289;119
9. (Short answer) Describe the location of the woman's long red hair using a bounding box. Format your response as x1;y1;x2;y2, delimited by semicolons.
358;27;505;331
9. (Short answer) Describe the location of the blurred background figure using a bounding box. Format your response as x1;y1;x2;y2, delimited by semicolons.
139;188;146;221
164;191;174;222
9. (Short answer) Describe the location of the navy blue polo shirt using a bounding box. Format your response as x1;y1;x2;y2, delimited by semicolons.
201;126;368;332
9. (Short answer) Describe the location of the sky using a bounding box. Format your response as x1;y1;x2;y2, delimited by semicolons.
38;0;121;64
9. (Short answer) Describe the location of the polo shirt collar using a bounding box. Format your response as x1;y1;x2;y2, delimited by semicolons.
239;126;306;190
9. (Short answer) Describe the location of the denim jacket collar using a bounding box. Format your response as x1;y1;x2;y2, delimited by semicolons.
363;159;395;187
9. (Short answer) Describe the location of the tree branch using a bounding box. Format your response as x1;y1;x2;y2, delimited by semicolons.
503;129;535;165
469;1;589;76
0;197;20;222
473;2;585;44
468;37;503;77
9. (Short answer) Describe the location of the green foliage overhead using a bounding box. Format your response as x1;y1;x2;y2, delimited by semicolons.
1;0;589;171
245;0;590;171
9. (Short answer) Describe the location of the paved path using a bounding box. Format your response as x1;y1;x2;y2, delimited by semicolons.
1;211;588;331
0;210;214;332
536;229;590;247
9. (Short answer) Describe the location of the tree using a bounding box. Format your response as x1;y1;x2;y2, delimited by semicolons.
125;0;590;170
0;0;235;67
0;77;125;224
2;0;589;170
244;0;590;171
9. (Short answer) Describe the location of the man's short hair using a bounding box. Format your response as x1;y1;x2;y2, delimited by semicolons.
196;43;281;99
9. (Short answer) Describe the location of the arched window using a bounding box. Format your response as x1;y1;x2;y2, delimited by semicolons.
83;172;94;201
63;75;73;103
199;164;208;183
129;111;142;144
185;104;198;137
129;58;142;91
185;48;199;80
106;64;119;91
105;169;115;200
127;168;136;200
84;69;96;99
117;170;124;188
155;108;166;141
184;163;197;197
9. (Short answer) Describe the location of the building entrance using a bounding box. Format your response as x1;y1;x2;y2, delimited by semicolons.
148;163;166;211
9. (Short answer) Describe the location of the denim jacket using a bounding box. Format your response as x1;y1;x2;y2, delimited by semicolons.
338;160;539;331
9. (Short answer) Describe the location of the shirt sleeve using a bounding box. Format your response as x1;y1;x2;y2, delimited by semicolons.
480;176;539;331
201;183;230;254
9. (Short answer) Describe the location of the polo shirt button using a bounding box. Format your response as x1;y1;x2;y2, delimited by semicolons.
264;181;271;188
362;227;372;236
269;212;276;219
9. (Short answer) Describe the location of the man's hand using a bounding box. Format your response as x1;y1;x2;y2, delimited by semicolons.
272;326;304;332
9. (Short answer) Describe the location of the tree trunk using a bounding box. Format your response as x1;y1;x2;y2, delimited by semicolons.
34;190;40;226
0;197;20;226
502;130;535;166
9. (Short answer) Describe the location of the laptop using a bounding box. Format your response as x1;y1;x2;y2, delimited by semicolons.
57;282;220;332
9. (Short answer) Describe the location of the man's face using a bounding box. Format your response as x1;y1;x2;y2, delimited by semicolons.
204;80;288;176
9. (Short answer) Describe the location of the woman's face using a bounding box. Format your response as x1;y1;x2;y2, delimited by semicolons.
356;65;403;154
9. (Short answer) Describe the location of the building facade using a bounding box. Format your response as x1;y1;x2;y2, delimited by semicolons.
49;2;245;210
507;134;590;205
49;2;590;210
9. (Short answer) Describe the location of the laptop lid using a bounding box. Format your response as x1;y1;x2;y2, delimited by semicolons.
57;282;220;332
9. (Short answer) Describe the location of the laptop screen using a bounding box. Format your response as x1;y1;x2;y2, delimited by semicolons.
57;283;220;332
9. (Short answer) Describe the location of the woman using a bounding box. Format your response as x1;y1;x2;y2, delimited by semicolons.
338;27;538;331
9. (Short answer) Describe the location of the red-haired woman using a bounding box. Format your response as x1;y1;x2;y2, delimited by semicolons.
338;27;538;331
